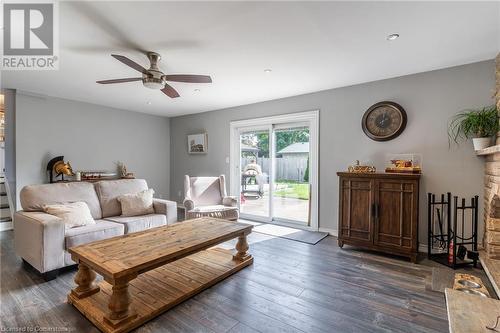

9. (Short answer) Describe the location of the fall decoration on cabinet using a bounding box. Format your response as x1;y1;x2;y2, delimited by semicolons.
347;160;376;173
385;153;422;174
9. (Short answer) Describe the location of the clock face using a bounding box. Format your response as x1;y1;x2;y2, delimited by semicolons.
362;102;407;141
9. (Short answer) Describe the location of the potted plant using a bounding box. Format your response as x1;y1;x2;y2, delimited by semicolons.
448;105;498;151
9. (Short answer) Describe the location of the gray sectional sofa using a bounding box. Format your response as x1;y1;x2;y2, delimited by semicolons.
13;179;177;280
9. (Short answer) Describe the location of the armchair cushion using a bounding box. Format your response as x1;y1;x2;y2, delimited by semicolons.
184;176;223;206
186;205;239;221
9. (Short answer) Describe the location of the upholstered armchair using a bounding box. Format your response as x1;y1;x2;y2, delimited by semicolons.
183;175;239;221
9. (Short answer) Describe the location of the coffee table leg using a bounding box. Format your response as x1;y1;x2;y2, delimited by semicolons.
233;233;252;261
104;281;137;327
71;262;100;299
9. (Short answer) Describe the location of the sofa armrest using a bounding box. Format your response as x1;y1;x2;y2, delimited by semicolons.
14;211;65;273
222;196;238;207
183;199;195;211
153;198;177;225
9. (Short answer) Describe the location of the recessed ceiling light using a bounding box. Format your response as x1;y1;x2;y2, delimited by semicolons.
194;89;201;92
386;33;400;41
264;69;272;73
146;101;152;105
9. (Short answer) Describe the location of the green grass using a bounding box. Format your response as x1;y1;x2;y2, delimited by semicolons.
274;181;310;200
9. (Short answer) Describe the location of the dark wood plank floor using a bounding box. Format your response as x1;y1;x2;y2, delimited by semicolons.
0;229;450;333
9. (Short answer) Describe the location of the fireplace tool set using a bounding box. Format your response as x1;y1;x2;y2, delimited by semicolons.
427;192;479;269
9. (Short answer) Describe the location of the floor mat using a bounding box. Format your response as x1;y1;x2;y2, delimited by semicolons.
252;223;328;245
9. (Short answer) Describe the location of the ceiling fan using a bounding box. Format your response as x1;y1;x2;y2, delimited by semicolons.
96;52;212;98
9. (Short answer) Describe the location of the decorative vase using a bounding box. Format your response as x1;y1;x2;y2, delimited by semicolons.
472;137;492;151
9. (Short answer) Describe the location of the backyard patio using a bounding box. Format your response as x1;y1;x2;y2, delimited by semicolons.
240;182;310;224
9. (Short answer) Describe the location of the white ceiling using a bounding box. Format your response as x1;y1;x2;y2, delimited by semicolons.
2;1;499;117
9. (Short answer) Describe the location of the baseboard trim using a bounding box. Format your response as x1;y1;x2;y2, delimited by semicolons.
0;221;13;232
319;227;338;237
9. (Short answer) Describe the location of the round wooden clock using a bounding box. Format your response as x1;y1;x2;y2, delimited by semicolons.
361;101;407;141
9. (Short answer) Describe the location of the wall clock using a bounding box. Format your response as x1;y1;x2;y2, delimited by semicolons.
361;101;407;141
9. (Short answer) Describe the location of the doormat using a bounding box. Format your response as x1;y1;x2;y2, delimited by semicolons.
253;223;328;245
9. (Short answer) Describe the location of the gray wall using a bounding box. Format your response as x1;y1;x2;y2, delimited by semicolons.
15;92;170;208
170;60;495;243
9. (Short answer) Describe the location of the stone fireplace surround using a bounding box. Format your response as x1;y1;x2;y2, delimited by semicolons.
475;53;500;296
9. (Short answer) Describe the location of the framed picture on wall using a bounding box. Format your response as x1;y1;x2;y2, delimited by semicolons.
187;133;208;154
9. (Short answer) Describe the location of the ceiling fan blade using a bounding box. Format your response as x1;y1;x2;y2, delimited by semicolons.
111;54;148;74
161;83;180;98
164;75;212;83
96;77;142;84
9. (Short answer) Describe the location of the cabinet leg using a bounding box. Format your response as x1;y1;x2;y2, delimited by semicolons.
410;254;418;264
338;240;344;248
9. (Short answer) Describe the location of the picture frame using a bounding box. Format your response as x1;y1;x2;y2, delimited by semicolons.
187;133;208;154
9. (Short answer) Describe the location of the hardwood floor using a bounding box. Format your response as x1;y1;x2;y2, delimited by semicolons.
0;229;449;333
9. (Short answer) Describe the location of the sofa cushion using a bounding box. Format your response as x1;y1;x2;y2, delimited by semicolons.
94;179;148;218
44;201;96;229
104;214;166;233
20;182;102;219
118;188;155;217
65;220;124;249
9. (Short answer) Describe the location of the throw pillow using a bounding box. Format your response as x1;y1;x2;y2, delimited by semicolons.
43;202;96;229
117;188;155;217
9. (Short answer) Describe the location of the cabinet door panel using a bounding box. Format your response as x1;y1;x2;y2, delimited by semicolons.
339;178;373;243
374;180;418;250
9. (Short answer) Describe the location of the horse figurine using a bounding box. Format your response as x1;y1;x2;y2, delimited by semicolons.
47;156;75;183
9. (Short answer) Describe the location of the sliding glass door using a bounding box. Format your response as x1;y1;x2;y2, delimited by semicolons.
272;124;310;224
236;122;313;226
239;127;271;220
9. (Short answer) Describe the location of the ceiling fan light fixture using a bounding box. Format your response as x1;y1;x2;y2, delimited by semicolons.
142;77;165;90
386;33;400;41
99;52;213;98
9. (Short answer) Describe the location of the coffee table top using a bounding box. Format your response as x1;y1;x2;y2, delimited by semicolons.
68;217;252;280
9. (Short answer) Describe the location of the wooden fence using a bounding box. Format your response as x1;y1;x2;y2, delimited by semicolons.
241;157;308;182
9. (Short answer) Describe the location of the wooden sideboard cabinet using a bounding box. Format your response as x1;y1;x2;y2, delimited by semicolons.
337;172;420;262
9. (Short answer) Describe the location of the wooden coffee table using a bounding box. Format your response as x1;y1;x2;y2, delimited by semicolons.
67;217;253;333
